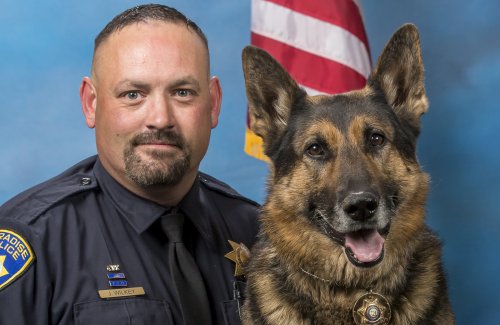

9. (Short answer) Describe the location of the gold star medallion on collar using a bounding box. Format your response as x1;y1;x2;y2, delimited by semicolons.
352;292;391;325
224;240;250;277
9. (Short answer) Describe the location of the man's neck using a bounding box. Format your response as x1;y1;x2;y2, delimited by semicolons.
102;162;198;207
131;172;197;207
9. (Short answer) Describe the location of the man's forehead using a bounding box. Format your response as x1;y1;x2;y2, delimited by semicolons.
91;20;209;81
96;20;200;52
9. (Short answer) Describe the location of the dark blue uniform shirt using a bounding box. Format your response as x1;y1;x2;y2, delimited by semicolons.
0;156;260;324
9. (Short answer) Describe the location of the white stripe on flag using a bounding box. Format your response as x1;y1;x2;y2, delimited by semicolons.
251;0;371;79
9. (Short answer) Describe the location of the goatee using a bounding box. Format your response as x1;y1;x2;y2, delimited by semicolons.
123;130;191;187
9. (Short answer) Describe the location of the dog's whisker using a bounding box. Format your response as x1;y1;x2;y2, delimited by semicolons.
314;209;334;230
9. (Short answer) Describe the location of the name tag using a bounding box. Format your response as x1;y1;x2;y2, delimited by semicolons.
98;286;146;299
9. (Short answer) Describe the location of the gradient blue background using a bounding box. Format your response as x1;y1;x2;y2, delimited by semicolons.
1;1;498;323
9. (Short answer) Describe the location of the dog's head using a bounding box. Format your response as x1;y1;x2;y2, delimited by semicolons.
243;24;429;270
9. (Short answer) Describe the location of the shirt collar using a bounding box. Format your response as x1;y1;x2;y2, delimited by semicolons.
93;159;168;233
178;178;214;244
93;159;213;243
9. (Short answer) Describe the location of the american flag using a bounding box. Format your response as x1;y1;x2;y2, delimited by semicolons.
244;0;371;161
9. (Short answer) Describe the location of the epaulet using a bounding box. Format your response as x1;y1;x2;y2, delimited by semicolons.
198;172;260;207
0;156;99;223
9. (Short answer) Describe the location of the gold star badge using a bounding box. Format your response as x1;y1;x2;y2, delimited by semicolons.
0;255;9;277
224;240;250;277
352;292;391;325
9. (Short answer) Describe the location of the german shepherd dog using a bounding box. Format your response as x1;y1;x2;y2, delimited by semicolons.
241;24;454;324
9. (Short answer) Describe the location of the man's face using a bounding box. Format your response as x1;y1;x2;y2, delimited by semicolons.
84;21;220;190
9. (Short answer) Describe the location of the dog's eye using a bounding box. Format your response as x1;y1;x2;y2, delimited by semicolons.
306;143;325;158
369;133;385;147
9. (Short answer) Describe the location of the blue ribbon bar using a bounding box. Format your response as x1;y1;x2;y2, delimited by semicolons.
107;273;126;279
109;280;128;287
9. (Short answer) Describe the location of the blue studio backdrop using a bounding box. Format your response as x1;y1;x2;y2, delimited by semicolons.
0;1;499;324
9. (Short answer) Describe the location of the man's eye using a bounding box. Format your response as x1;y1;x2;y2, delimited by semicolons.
125;91;140;100
176;89;191;97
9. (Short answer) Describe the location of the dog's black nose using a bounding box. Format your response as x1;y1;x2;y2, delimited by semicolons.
342;192;379;221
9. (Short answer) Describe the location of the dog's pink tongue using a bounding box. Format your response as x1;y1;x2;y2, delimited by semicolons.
345;229;385;262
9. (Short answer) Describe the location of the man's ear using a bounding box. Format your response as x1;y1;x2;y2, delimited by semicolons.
242;46;305;156
369;24;428;133
208;76;222;129
80;76;97;129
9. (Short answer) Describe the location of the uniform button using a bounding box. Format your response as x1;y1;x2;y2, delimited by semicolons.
80;177;92;186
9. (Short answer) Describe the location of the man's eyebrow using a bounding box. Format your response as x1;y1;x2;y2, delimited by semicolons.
169;76;201;91
114;79;151;91
113;77;202;92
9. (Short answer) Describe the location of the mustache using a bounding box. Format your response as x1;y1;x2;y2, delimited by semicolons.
130;130;185;148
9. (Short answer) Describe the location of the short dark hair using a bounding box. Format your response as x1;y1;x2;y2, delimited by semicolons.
94;4;208;53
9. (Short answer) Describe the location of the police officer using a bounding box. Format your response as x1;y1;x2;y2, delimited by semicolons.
0;4;259;325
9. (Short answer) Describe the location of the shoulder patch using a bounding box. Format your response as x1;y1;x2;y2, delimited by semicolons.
0;229;35;290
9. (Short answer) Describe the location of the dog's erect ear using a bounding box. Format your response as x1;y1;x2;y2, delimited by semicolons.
242;46;306;154
369;24;428;133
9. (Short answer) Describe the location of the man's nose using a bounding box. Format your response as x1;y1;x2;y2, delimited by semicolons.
146;95;175;130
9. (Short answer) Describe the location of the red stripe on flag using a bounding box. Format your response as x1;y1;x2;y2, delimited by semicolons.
251;32;366;94
266;0;369;51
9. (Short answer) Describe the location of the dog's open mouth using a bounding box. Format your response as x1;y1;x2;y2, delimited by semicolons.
344;229;385;268
312;207;390;267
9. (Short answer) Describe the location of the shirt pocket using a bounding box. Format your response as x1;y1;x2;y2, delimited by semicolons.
221;300;243;325
74;298;173;325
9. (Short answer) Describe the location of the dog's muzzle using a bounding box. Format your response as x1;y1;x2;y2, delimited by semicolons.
313;191;391;268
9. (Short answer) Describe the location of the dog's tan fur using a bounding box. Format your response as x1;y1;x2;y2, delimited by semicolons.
241;24;454;324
